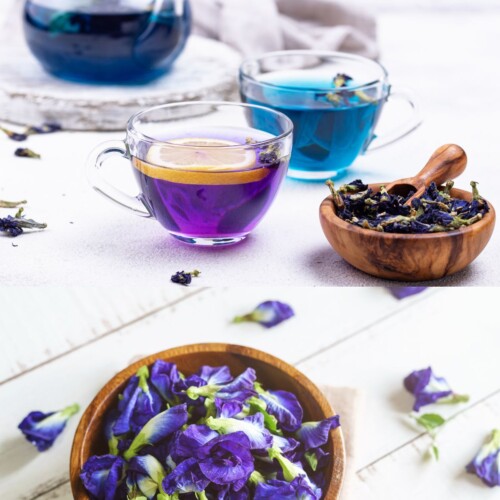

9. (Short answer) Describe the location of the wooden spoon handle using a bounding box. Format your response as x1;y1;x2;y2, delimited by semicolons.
412;144;467;188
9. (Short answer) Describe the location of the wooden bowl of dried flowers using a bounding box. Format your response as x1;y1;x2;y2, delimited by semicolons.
70;343;345;500
319;145;495;281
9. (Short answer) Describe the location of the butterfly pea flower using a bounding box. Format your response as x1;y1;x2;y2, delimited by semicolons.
18;403;79;451
215;398;244;418
170;424;219;462
404;367;469;412
80;454;125;500
255;383;303;432
295;415;340;451
128;455;168;499
150;360;182;404
171;269;201;286
113;366;163;436
194;432;255;487
304;447;330;472
198;365;233;385
388;287;427;300
163;457;211;496
273;435;300;455
255;476;321;500
232;301;295;329
206;413;273;450
466;429;500;487
124;404;188;460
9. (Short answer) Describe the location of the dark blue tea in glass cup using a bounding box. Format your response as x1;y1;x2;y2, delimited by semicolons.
240;51;421;180
23;0;191;84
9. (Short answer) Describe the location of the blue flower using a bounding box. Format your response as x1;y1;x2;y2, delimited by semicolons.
404;367;468;412
170;424;219;462
206;413;273;450
80;454;125;500
198;365;233;385
128;454;167;498
255;476;321;499
388;287;427;299
215;398;244;418
124;404;188;460
18;403;79;451
150;360;182;404
295;415;340;450
466;430;500;487
162;457;210;495
232;301;295;328
194;432;255;487
255;384;303;432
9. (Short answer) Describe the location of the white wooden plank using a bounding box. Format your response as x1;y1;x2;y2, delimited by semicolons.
296;288;500;468
0;286;429;499
357;391;500;500
0;287;198;383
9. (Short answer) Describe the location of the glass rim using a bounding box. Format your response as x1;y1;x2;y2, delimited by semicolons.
239;50;389;93
127;101;294;150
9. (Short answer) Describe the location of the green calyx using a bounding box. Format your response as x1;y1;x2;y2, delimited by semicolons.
268;447;303;482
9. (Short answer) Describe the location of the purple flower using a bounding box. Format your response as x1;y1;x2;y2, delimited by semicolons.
256;384;303;432
18;403;79;452
80;454;125;500
466;430;500;487
150;360;182;404
127;454;167;498
255;476;321;499
295;415;340;450
198;365;233;385
215;398;244;418
388;287;427;299
113;366;163;436
232;301;295;328
194;432;255;486
404;367;468;412
171;424;219;461
206;413;273;450
162;457;210;494
123;404;188;460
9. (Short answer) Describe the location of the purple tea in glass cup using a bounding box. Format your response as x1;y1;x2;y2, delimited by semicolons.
87;102;293;246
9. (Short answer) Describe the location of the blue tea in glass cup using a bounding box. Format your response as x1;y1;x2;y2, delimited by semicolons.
23;0;191;83
240;51;420;180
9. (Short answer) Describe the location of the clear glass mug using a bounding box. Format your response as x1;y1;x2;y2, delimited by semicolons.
240;50;421;180
87;102;293;246
23;0;192;83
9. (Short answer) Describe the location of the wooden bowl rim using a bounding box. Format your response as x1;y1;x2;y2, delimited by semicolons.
320;185;496;240
70;343;346;500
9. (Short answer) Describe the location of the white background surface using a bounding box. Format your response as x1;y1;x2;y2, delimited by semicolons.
1;287;500;499
1;2;500;286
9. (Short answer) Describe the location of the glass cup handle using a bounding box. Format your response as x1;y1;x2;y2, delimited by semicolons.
366;89;422;152
86;140;152;218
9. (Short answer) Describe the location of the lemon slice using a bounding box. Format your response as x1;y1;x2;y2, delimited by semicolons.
135;137;270;185
146;138;256;171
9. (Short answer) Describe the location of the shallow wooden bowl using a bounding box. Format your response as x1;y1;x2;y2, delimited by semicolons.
320;184;495;281
70;343;345;500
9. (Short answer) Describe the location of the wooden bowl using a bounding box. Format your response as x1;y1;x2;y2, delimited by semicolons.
320;184;496;281
70;343;346;500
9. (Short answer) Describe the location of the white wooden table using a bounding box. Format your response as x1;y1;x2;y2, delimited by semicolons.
1;8;500;286
1;287;499;499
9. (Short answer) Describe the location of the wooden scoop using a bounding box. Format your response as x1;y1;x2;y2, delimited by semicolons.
385;144;467;204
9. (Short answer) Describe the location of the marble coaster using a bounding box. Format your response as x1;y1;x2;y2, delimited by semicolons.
0;2;242;130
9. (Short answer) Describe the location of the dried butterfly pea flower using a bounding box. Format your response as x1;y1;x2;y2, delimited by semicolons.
232;300;295;328
24;122;62;135
0;127;28;141
0;208;47;237
170;269;201;286
15;148;41;159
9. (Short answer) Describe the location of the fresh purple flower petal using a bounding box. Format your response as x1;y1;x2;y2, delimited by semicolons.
304;447;330;472
194;432;255;486
388;287;427;299
295;415;340;450
256;385;303;432
404;367;468;412
128;455;167;498
233;301;295;328
18;403;79;452
114;366;163;436
150;360;182;404
215;398;244;418
162;457;210;494
80;454;125;500
173;424;219;460
124;404;188;460
206;413;273;450
273;435;300;455
466;430;500;487
255;476;321;500
198;365;233;385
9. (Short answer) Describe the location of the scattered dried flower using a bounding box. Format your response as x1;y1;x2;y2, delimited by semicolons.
233;300;295;328
170;269;201;286
15;148;41;159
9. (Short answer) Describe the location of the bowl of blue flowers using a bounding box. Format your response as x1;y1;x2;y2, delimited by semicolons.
70;343;345;499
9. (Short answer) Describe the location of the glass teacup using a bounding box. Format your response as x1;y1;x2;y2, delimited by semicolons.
87;102;293;246
240;50;421;180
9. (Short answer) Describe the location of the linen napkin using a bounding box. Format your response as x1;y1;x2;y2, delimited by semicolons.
190;0;378;59
320;386;368;499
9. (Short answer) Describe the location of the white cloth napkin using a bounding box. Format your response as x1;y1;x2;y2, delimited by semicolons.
190;0;378;59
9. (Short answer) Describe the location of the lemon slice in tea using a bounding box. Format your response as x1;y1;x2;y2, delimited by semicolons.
135;137;272;185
